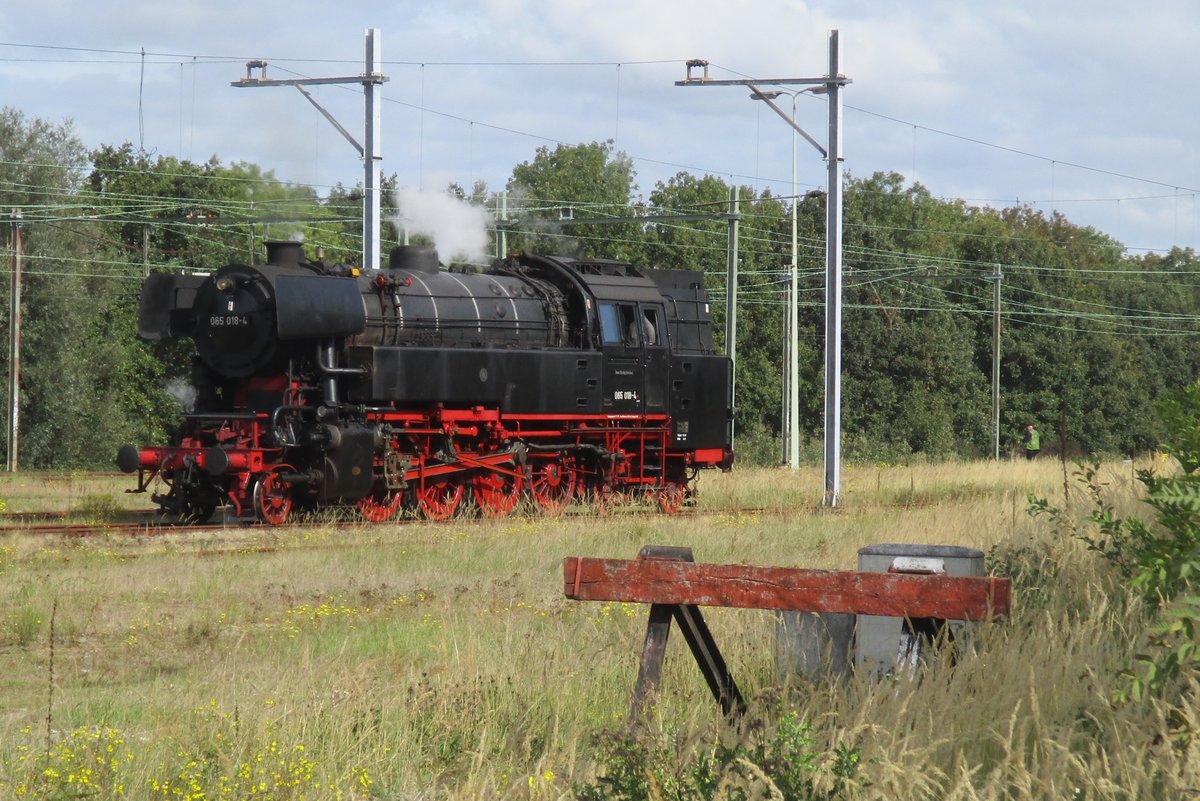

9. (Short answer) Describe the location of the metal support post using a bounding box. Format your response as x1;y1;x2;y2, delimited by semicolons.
752;89;802;470
676;32;850;503
823;30;844;507
726;186;740;448
498;191;508;258
788;95;800;472
232;29;388;270
989;270;1003;460
7;210;22;472
363;29;383;272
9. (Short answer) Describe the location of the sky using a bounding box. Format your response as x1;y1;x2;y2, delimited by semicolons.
2;0;1197;256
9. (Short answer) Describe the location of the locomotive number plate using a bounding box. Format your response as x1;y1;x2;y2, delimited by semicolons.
209;315;250;327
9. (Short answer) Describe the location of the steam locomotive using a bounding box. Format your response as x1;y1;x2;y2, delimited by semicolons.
118;241;733;524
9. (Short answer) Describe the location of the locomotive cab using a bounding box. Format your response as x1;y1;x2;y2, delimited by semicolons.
593;296;669;415
522;256;671;416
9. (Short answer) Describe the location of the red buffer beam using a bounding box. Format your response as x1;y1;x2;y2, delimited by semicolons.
564;556;1010;621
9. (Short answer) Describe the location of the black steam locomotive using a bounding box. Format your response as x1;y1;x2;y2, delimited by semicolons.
118;242;733;523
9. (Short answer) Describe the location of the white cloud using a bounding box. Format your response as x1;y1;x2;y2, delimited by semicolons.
0;0;1195;252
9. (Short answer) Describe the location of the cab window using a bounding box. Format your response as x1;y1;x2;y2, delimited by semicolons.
598;303;621;345
599;303;642;347
641;307;662;347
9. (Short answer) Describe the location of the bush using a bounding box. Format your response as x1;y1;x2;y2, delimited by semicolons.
72;493;121;522
1030;381;1200;704
3;604;42;647
575;709;861;801
733;423;784;468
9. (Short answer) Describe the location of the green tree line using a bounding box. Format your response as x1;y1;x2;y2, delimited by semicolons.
1;108;1197;469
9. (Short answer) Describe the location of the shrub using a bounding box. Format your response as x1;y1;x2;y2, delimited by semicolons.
3;604;42;648
575;709;861;801
1030;381;1200;704
72;493;121;523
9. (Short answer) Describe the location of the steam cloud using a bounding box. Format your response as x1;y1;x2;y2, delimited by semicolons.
166;379;197;413
393;187;493;263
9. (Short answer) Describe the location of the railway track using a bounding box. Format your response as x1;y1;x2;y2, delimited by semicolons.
0;498;680;538
0;479;964;541
0;494;952;540
0;497;966;566
0;518;214;538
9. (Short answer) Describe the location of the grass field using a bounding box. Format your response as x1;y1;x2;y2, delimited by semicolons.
0;459;1193;799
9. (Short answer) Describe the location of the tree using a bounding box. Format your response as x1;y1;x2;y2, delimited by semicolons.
87;145;333;271
0;109;142;468
4;115;1198;469
506;141;639;259
645;174;810;454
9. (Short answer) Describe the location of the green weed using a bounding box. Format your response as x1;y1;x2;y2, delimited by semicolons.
71;493;122;522
3;604;42;647
575;709;861;801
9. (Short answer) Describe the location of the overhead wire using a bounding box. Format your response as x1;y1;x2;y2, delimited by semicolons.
57;45;1188;238
3;39;1195;219
5;156;1198;339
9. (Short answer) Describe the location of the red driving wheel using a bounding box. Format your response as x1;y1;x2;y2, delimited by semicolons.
416;479;464;520
253;470;293;526
473;469;524;518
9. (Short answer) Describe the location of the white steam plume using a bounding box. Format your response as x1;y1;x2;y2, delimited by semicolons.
166;378;197;413
393;187;492;263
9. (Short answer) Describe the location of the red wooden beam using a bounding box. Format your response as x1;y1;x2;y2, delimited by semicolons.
564;556;1010;621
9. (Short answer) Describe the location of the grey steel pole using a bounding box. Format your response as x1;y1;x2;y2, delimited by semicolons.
7;210;21;472
672;46;850;482
991;270;1003;460
498;190;508;258
781;328;789;465
788;93;800;471
726;185;740;448
231;31;388;271
363;28;383;272
823;30;843;507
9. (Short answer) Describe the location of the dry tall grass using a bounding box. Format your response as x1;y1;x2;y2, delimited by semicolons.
0;459;1193;799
